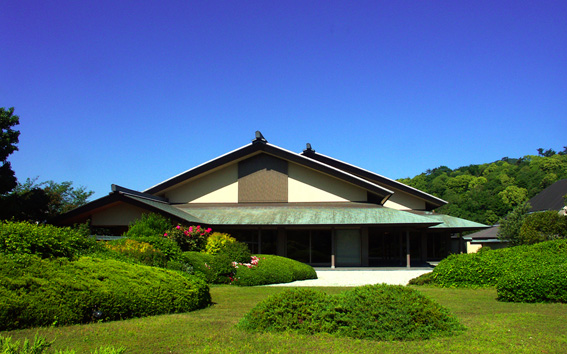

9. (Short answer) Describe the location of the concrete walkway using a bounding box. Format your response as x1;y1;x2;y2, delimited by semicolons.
268;268;433;287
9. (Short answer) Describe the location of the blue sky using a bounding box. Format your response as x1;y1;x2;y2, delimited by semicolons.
2;1;566;199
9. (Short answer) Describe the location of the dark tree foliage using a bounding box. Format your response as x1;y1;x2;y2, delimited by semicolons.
0;178;93;222
398;147;567;225
0;107;20;194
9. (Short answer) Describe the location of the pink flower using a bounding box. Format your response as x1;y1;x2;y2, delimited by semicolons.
184;230;189;236
176;225;181;230
188;226;193;233
196;225;201;230
163;233;168;237
206;228;212;233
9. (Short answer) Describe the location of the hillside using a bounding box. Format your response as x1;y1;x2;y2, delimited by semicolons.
397;148;567;225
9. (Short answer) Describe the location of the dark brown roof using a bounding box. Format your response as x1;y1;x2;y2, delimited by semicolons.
528;179;567;212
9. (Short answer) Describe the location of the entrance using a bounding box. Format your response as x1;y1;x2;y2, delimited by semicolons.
335;229;361;266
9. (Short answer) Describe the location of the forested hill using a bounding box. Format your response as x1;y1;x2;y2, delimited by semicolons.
397;148;567;225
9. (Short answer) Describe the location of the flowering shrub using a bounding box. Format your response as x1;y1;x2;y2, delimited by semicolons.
164;225;212;252
205;232;237;255
232;255;260;269
105;239;167;267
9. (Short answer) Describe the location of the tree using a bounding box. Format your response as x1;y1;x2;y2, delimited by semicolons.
498;202;530;245
0;107;20;194
0;177;93;222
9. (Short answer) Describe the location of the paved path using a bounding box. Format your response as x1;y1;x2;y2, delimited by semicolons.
268;268;432;287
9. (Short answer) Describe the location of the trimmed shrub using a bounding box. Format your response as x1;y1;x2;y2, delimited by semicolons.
180;251;216;283
0;253;211;331
205;232;237;255
497;263;567;303
408;271;435;286
234;254;317;286
123;213;173;238
126;235;181;261
0;221;97;259
420;239;567;288
238;284;464;341
104;238;168;267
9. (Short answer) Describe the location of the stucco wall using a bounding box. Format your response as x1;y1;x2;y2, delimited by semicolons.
288;163;367;202
91;203;146;226
166;164;239;203
383;189;426;210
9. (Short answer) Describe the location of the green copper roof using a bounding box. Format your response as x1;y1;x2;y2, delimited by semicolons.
125;195;205;224
416;213;489;230
175;203;440;226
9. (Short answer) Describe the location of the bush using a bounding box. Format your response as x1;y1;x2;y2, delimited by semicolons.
238;285;464;341
205;232;237;255
519;210;567;244
497;263;567;303
0;253;211;330
408;271;435;286
421;239;567;288
126;235;181;261
164;225;212;252
104;238;168;267
234;254;317;286
180;251;216;283
123;213;173;238
0;221;97;259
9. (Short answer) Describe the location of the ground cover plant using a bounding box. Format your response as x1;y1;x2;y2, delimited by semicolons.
2;286;566;353
238;285;464;341
0;333;125;353
0;253;211;331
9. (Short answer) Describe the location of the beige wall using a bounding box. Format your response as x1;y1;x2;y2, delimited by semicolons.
466;242;483;253
166;164;238;203
383;189;426;210
91;203;146;226
288;163;367;202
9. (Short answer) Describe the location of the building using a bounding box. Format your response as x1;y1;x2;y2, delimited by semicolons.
54;132;487;267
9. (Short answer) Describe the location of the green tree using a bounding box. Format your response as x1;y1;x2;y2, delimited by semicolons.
498;203;530;245
0;107;20;194
519;211;567;244
0;178;93;222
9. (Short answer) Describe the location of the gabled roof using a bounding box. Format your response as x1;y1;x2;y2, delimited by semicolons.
144;133;394;204
528;179;567;212
50;185;204;225
300;145;447;210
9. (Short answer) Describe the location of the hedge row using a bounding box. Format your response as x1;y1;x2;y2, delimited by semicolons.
0;254;211;330
238;285;464;341
413;239;567;288
497;263;567;303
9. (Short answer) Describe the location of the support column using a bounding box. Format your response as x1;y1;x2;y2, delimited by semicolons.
258;229;262;254
331;228;336;269
406;230;411;269
459;232;463;254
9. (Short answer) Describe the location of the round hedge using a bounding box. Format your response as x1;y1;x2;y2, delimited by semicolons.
238;284;464;341
233;254;318;286
0;254;211;330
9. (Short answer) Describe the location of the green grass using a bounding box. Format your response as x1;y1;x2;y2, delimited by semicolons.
2;286;567;353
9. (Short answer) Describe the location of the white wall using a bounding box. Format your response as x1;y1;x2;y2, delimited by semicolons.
288;163;367;202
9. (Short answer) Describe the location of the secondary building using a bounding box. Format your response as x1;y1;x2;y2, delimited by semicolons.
54;132;487;267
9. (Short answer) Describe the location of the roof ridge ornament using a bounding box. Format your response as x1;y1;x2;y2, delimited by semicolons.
303;142;315;154
253;131;267;144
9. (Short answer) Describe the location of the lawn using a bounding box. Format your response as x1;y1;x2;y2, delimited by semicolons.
2;286;567;354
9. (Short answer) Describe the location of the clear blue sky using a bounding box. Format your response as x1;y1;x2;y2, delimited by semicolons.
2;1;566;199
